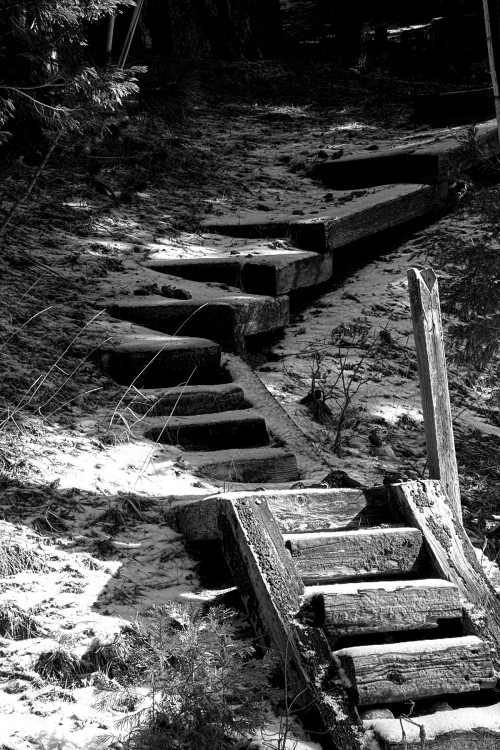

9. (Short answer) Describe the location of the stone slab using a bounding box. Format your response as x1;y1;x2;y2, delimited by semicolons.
203;184;444;253
145;251;333;296
107;294;289;351
97;334;222;387
143;409;269;451
131;383;248;416
181;447;299;484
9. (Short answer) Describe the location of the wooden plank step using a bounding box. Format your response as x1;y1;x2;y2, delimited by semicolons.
218;494;363;749
181;447;299;483
107;294;289;351
145;251;333;296
300;579;462;639
144;409;269;451
131;383;248;416
334;636;496;707
363;702;500;749
97;335;222;387
169;487;391;541
313;149;424;190
285;527;426;584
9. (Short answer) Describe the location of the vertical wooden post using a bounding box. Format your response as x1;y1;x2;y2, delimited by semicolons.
118;0;145;69
482;0;500;143
407;268;461;522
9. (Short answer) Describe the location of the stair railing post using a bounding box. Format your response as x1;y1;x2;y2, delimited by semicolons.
407;268;462;522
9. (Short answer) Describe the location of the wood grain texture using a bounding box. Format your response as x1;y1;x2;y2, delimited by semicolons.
285;527;425;584
218;495;363;750
334;635;496;706
407;268;461;520
300;579;462;638
391;480;500;671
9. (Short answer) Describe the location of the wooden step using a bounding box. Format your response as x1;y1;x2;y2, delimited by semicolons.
131;383;248;417
169;487;391;541
146;251;332;296
334;636;496;707
218;494;362;749
363;702;500;749
181;447;299;483
300;579;462;639
107;293;289;351
97;335;221;387
285;527;425;584
143;410;269;451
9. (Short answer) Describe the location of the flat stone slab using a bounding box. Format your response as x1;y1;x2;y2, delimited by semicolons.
131;383;248;417
313;120;499;189
180;447;299;484
363;702;500;749
107;293;289;350
203;184;444;253
97;334;222;387
143;409;269;451
145;250;332;296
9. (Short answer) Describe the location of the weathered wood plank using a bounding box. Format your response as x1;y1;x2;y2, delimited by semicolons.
391;480;500;671
285;527;425;584
300;579;462;639
218;495;363;750
407;269;461;520
167;487;391;541
266;487;391;534
131;383;248;416
334;636;496;707
143;410;269;451
364;703;500;749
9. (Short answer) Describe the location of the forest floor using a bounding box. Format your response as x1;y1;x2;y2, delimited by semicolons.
0;60;500;749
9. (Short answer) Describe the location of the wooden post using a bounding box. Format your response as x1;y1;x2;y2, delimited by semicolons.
407;268;461;521
106;14;116;56
118;0;145;69
482;0;500;143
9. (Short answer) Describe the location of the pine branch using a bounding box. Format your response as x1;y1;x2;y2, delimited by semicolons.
0;129;62;238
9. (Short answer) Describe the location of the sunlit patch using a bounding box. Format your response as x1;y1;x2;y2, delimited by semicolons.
370;403;423;425
328;122;378;133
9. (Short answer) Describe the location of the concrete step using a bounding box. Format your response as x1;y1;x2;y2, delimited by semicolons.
97;334;222;387
107;293;289;351
334;636;496;707
143;409;269;451
180;447;299;483
363;702;500;749
300;579;462;639
145;249;332;296
131;383;248;417
203;183;444;253
284;527;426;584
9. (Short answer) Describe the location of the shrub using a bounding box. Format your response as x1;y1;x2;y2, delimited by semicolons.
95;603;280;750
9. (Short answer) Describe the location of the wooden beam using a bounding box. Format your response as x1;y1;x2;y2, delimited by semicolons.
301;579;462;639
334;636;496;706
407;268;461;521
218;495;363;750
482;0;500;142
391;480;500;672
285;527;426;584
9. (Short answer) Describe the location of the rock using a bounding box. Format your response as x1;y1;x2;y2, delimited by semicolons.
318;149;329;159
323;192;334;202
